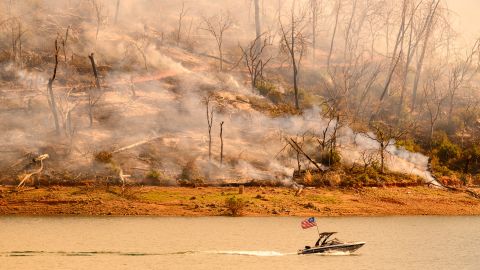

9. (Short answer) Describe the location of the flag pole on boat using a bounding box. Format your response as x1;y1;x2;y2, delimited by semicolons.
315;219;321;237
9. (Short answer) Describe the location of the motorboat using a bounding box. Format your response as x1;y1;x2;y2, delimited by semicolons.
298;232;365;255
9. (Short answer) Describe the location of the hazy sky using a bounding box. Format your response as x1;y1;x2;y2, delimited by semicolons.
446;0;480;45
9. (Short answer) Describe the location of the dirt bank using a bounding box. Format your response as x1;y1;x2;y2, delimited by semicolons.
1;186;480;216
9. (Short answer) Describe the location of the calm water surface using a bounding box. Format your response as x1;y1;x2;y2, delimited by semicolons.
0;216;478;270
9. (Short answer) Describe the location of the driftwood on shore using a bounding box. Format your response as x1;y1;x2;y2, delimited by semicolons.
17;154;49;188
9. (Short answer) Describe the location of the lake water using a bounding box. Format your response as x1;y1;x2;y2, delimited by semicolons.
0;216;478;270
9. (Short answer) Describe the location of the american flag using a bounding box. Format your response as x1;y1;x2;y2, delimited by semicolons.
301;217;317;229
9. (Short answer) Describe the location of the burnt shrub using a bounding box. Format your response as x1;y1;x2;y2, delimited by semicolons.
178;160;204;187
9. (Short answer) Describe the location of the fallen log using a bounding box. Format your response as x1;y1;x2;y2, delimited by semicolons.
112;136;162;154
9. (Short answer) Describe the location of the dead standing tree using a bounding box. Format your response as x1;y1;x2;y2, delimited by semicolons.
397;0;431;117
176;1;188;46
422;70;447;150
47;39;61;135
61;25;71;64
239;33;273;89
57;87;79;139
220;121;224;166
205;95;215;161
410;0;441;112
379;0;408;102
91;0;105;47
201;13;233;71
365;121;410;174
327;0;342;70
446;39;480;124
279;1;308;110
309;0;320;65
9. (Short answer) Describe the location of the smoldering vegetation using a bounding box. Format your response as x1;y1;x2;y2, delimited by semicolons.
1;0;479;189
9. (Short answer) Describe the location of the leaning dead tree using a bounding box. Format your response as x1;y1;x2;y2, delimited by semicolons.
287;137;326;172
279;1;308;110
201;13;233;71
47;39;60;135
87;53;102;127
239;33;272;89
88;53;101;89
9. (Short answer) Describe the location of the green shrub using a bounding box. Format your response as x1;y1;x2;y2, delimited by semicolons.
436;139;461;164
396;139;422;153
225;196;246;216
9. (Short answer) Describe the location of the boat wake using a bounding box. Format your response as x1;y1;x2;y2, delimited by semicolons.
1;250;293;257
205;250;291;257
315;251;354;256
0;250;195;257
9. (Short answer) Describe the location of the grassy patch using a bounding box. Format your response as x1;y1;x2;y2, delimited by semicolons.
304;194;340;204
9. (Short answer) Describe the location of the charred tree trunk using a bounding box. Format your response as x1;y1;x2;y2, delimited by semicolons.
220;121;224;166
47;40;60;135
293;61;299;110
206;97;214;161
88;53;101;89
380;141;385;174
87;53;102;127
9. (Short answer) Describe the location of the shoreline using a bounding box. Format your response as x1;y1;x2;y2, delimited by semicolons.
1;186;480;217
